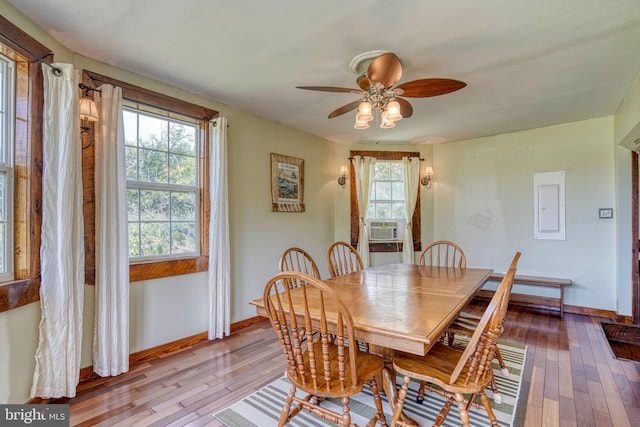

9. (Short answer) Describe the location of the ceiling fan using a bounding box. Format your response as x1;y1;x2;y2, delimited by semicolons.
296;51;466;129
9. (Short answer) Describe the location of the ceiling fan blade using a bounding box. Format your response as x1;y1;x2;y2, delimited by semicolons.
367;52;403;88
397;98;413;118
296;86;359;93
395;78;466;98
328;99;361;119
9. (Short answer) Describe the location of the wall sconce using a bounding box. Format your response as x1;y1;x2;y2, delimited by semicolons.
338;166;348;188
421;166;434;189
79;83;99;149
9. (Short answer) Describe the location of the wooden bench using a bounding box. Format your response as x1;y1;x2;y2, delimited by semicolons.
476;273;572;318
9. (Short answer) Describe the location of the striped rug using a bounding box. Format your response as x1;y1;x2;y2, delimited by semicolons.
215;339;529;427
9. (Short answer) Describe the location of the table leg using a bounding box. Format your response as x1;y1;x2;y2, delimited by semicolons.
369;345;419;426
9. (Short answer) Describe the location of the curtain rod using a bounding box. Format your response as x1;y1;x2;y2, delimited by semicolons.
211;120;229;128
348;156;424;161
0;33;62;76
79;82;101;94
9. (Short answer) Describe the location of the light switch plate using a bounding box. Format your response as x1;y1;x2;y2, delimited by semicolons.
599;208;613;219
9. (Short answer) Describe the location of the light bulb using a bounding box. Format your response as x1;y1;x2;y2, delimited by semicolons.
79;97;99;122
354;117;369;129
380;111;395;128
386;100;402;121
358;101;373;122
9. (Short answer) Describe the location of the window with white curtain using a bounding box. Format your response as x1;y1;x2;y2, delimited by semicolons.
0;54;14;282
124;106;199;260
349;150;421;253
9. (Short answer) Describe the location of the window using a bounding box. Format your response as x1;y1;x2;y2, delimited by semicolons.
0;16;48;312
349;150;421;252
124;107;199;260
367;161;405;220
82;70;217;282
0;54;14;282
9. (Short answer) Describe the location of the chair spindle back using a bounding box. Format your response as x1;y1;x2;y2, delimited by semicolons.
327;241;364;278
418;240;466;268
263;272;360;390
279;247;321;288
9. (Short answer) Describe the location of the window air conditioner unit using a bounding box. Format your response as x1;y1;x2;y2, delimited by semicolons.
368;220;405;241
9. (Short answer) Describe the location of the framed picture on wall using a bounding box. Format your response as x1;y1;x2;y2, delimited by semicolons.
270;153;305;212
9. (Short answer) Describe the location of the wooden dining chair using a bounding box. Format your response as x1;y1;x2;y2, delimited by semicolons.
417;240;467;268
327;241;364;278
440;251;521;404
415;240;468;401
390;261;518;427
263;272;387;427
279;247;321;288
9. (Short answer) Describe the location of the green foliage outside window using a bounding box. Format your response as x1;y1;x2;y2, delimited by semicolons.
367;161;405;220
124;108;198;258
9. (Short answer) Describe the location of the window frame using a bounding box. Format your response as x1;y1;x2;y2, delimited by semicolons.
0;53;15;282
124;105;201;261
349;150;422;253
82;70;217;283
0;16;48;312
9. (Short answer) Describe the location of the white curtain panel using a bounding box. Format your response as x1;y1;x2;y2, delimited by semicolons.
31;63;85;398
352;156;376;267
402;157;420;264
208;118;230;339
92;84;129;376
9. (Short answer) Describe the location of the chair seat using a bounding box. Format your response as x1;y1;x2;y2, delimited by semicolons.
448;316;504;338
287;341;384;398
393;342;493;394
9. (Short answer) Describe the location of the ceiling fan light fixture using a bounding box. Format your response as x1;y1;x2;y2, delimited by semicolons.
386;100;402;121
380;111;396;129
297;51;466;131
354;117;370;129
357;101;374;121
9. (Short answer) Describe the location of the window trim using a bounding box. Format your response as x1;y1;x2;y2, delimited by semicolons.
349;150;422;253
0;16;48;312
0;54;15;282
124;105;201;261
82;70;217;283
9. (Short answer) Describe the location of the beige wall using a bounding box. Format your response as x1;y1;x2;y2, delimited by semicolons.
432;118;617;311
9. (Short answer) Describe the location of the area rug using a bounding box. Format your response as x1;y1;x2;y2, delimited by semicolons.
214;339;529;427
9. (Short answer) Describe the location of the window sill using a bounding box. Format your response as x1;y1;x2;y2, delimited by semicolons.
129;256;209;282
357;242;422;253
0;277;40;313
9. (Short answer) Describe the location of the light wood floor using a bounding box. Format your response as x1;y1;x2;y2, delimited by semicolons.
56;303;640;426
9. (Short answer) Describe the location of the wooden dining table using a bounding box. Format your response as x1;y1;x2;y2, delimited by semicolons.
250;262;493;423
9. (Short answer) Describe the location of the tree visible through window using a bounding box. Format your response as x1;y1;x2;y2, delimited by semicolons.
124;107;199;259
367;161;405;220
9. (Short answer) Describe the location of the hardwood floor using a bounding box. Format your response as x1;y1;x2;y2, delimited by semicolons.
54;303;640;426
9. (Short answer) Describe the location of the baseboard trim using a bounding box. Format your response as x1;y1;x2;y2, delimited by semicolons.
28;316;268;403
474;291;625;320
82;315;267;381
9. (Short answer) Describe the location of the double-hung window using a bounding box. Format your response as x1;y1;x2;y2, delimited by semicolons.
82;70;217;282
1;15;49;312
124;106;199;260
367;161;405;221
0;54;14;282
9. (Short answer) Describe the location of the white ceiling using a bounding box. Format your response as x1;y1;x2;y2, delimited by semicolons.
7;0;640;145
